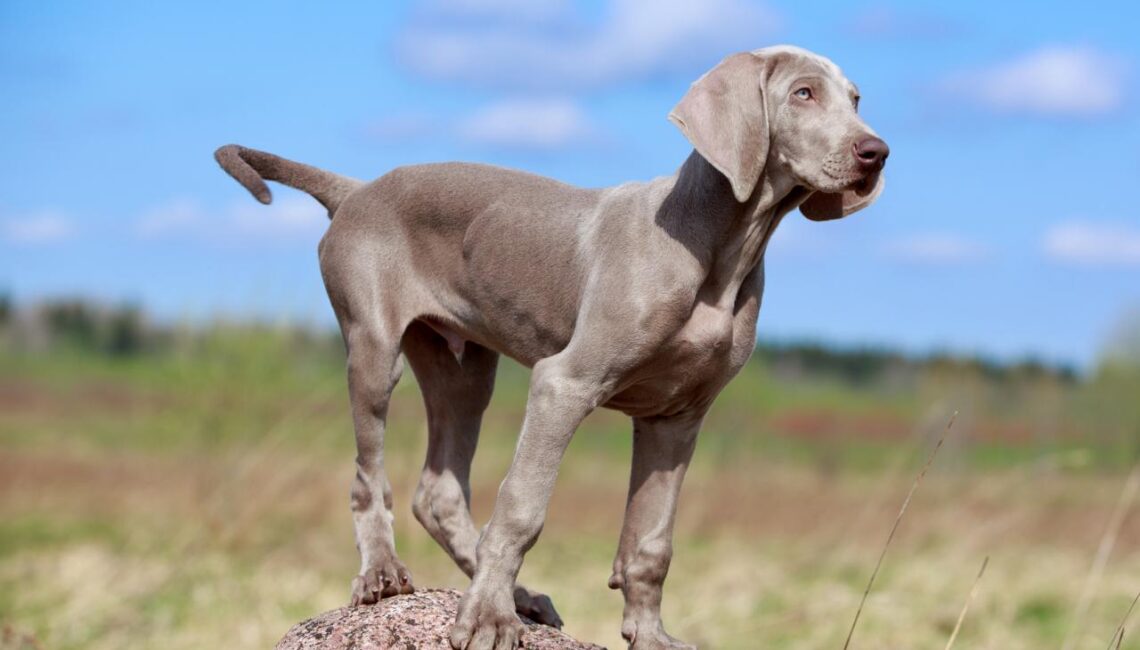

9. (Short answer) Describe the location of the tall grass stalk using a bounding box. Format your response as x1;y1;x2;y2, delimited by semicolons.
944;556;989;650
1062;463;1140;650
1108;590;1140;650
842;411;957;650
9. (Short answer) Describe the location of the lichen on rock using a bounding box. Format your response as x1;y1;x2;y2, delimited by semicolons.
275;589;605;650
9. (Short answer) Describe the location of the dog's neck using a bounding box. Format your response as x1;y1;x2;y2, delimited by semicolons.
661;151;803;310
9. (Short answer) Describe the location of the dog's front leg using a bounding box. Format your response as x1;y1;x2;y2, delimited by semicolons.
449;354;607;650
609;412;703;650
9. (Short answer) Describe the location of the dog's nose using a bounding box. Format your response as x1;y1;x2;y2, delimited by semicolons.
853;137;889;170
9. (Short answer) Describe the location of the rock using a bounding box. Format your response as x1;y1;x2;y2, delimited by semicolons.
275;589;606;650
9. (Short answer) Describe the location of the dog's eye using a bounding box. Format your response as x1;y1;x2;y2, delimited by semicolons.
853;95;861;110
794;87;812;100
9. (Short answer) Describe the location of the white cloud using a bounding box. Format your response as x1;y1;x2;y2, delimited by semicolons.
881;233;989;266
1043;221;1140;267
937;46;1129;117
396;0;782;91
135;195;326;243
364;99;602;151
230;196;326;237
457;99;597;149
2;211;76;245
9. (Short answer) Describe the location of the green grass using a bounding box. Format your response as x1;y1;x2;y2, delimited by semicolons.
2;326;1140;648
4;325;1130;469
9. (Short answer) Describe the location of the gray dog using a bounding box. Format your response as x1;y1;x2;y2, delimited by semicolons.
216;45;887;650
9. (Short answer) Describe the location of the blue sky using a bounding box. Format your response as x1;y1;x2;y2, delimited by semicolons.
2;0;1139;368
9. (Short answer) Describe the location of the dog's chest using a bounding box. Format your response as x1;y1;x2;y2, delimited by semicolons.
669;302;736;361
606;302;751;417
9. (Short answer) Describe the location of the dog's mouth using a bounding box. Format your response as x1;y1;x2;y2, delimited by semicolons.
818;165;878;196
838;168;880;197
849;171;877;196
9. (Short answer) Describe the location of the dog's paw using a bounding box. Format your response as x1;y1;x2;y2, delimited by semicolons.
623;620;696;650
349;559;414;606
513;584;563;628
450;587;523;650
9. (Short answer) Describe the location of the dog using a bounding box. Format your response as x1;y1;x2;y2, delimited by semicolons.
216;45;887;650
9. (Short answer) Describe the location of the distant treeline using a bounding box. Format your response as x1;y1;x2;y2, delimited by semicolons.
755;341;1077;385
2;296;155;357
0;296;1082;384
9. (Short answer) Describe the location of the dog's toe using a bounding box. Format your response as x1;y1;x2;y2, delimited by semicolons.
513;585;562;628
349;559;414;606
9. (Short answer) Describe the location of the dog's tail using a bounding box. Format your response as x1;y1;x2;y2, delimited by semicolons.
214;144;363;216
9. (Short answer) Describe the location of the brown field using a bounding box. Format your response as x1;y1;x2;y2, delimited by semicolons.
2;332;1139;649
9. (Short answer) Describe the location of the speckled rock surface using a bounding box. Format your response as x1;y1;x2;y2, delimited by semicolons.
275;589;605;650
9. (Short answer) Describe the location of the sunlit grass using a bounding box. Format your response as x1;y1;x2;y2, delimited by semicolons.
2;325;1139;648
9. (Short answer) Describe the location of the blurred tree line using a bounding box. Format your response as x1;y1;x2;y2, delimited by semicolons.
756;341;1076;386
0;293;1096;386
1;296;152;357
1080;311;1140;461
0;294;345;362
2;294;1137;464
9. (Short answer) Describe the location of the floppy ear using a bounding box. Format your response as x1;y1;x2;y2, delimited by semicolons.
799;172;885;221
669;52;768;203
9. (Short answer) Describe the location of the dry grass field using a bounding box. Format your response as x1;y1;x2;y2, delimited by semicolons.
2;324;1139;649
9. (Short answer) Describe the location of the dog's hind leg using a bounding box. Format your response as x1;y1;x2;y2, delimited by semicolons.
403;322;490;577
342;319;413;605
322;242;416;605
402;322;562;627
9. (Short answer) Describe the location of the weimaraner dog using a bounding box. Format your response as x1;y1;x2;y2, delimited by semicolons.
216;45;887;649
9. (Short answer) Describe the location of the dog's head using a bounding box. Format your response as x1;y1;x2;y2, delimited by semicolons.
669;45;887;220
